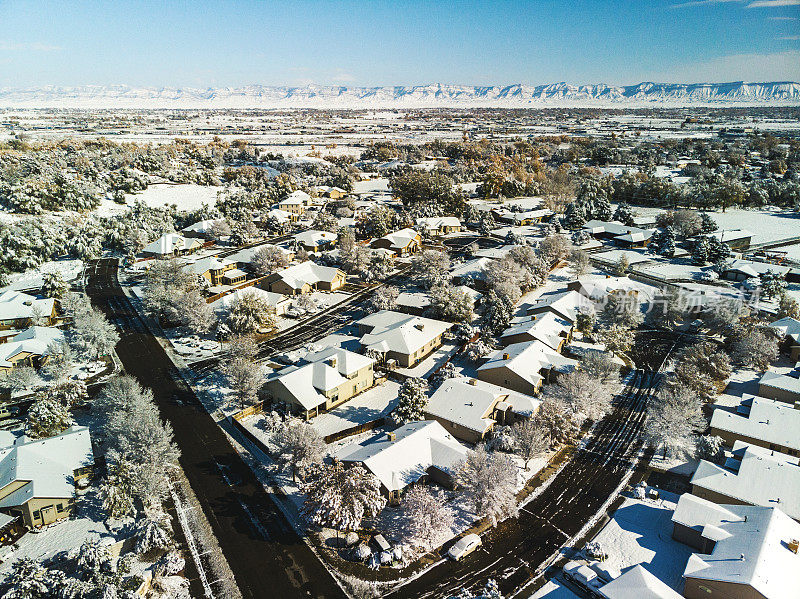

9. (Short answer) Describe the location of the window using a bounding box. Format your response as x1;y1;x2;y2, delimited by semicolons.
32;510;41;520
57;503;66;512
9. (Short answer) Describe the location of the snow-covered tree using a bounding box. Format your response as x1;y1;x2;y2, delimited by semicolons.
392;378;429;425
759;270;787;300
221;336;262;408
0;365;41;393
430;362;464;390
429;284;474;322
696;435;725;464
481;291;514;335
454;445;518;527
651;226;676;257
369;285;399;311
704;298;745;335
2;557;52;599
672;341;731;402
42;378;88;409
402;485;454;550
182;289;215;334
596;324;635;354
731;327;779;371
643;383;704;459
301;462;385;532
510;419;549;469
40;338;74;381
464;338;493;362
478;211;496;235
448;579;504;599
599;292;643;330
228;291;276;335
509;245;548;288
41;271;68;299
699;212;718;234
274;421;325;481
534;397;579;445
544;370;614;425
101;460;137;519
537;234;572;267
134;517;173;556
574;309;596;337
77;538;114;578
777;293;800;320
250;245;289;276
613;203;635;227
26;397;74;439
568;250;591;278
411;249;451;289
69;307;120;360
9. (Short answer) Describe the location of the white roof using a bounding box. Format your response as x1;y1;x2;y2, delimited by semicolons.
0;326;65;368
426;378;540;435
769;317;800;343
450;258;493;282
478;340;578;386
181;255;235;275
377;228;420;250
500;311;572;350
710;395;800;453
280;190;311;205
227;243;293;265
726;259;790;278
395;292;431;310
690;442;800;520
273;262;344;290
265;208;292;222
335;421;468;492
758;371;800;396
525;290;594;323
294;230;337;247
357;311;452;356
704;229;753;242
415;216;461;229
676;495;800;599
0;427;93;507
574;276;653;303
142;233;201;255
209;287;289;313
304;346;374;377
0;291;55;323
181;218;226;234
582;220;652;238
600;565;683;599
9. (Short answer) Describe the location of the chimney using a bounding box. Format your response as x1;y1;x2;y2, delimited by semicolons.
789;539;799;554
326;357;337;369
469;379;477;386
415;323;425;331
387;432;396;442
502;353;510;360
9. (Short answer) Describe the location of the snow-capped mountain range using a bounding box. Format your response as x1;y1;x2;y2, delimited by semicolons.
1;82;798;108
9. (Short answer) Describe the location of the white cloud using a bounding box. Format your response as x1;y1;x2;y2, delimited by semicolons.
747;0;800;6
331;71;356;83
779;34;800;38
671;0;740;8
652;49;800;82
0;41;61;52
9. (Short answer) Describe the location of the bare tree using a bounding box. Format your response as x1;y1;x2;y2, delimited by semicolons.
274;421;325;481
568;250;591;278
535;397;580;445
454;445;518;527
411;249;450;289
251;245;289;276
510;419;549;469
731;326;779;371
544;370;614;425
402;485;454;551
643;382;704;459
369;285;399;311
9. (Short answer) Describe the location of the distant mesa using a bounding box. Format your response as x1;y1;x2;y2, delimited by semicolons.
0;81;798;108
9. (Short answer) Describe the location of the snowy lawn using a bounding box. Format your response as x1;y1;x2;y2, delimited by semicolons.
164;329;221;363
309;380;401;438
124;183;221;211
634;259;709;282
2;259;84;292
593;249;654;266
588;495;692;592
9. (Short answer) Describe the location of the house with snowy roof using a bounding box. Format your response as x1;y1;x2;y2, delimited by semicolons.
415;216;462;236
0;291;57;330
567;275;653;304
477;340;578;396
0;426;94;528
141;233;203;258
370;228;421;256
524;290;595;324
263;262;346;295
703;229;752;251
263;347;375;418
294;230;338;253
278;190;312;215
450;257;494;290
581;220;654;248
0;327;65;373
769;317;800;361
335;421;468;503
355;310;452;368
425;378;540;443
671;493;800;599
710;394;800;457
181;256;245;287
226;244;295;272
209;287;291;317
499;311;573;350
180;218;227;239
721;259;790;283
598;565;682;599
690;441;800;521
757;371;800;405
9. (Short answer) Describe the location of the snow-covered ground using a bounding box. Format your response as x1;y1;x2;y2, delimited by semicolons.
124;183;221;211
352;178;390;194
2;259;84;292
589;494;692;592
308;380;401;438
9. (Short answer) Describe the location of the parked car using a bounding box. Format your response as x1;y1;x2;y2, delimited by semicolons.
447;534;482;561
0;405;20;420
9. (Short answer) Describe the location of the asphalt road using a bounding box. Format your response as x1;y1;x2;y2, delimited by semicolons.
388;369;660;599
85;258;345;599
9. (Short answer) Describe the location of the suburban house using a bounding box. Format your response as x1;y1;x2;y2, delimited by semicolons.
525;290;594;324
294;230;338;253
710;394;800;457
581;220;654;248
182;256;246;287
312;185;347;199
181;218;227;239
227;244;295;273
425;378;540;443
210;287;292;317
141;233;203;258
0;291;57;330
757;371;800;405
370;228;422;256
450;258;494;290
567;275;652;304
598;565;682;599
415;216;462;236
703;229;752;251
335;421;469;503
721;260;790;283
263;347;375;419
278;190;312;215
769;316;800;361
492;208;552;226
0;327;65;373
499;312;573;350
355;311;452;368
264;207;296;224
395;286;481;317
263;262;346;295
671;494;799;599
0;427;94;528
690;441;800;521
477;341;578;396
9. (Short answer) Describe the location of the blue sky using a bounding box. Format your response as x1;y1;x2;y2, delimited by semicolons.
1;0;798;87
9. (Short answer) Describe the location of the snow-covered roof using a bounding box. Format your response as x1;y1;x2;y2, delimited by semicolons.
294;230;337;247
500;311;572;350
181;218;226;234
304;346;374;378
141;233;202;255
573;276;653;303
0;427;93;507
710;395;800;454
599;565;683;599
582;220;652;238
472;245;516;260
375;228;420;250
395;292;431;310
703;229;753;243
335;421;468;492
280;190;311;205
0;291;56;323
415;216;461;230
758;371;800;397
272;262;344;290
356;311;452;356
0;326;65;368
525;290;594;323
769;317;800;343
426;378;540;435
181;256;235;275
478;340;578;386
265;208;292;223
450;258;493;282
209;286;289;313
724;259;790;278
690;441;800;520
227;243;293;266
675;494;800;599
